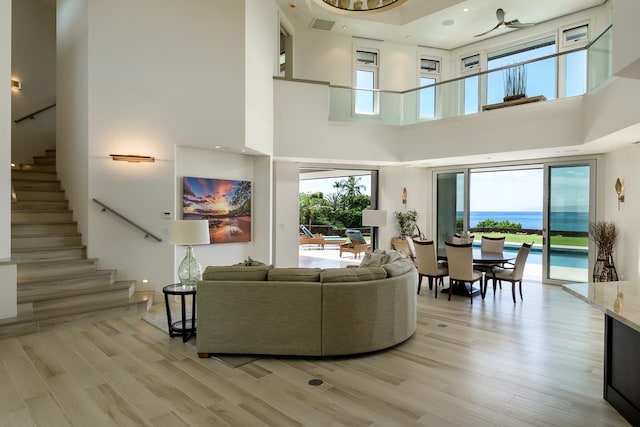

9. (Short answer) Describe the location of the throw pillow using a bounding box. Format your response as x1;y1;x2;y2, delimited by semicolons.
359;252;390;267
383;258;414;277
321;267;387;283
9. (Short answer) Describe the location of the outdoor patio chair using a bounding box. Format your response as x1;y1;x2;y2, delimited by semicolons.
299;224;346;249
339;229;371;259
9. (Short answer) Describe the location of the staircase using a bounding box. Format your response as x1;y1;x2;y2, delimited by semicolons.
1;149;153;338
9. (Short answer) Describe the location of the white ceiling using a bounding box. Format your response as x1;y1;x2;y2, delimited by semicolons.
278;0;606;50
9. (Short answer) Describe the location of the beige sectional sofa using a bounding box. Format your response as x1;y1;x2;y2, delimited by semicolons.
196;253;417;357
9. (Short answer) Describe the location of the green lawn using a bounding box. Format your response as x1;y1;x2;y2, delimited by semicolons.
475;232;588;247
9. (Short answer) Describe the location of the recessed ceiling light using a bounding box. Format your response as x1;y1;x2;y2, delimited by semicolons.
442;19;455;26
241;149;247;153
342;25;347;30
405;35;411;39
463;8;469;12
214;145;221;149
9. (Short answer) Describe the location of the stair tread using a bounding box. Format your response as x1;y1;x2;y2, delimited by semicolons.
12;245;85;253
18;280;131;303
12;232;81;238
18;269;115;285
1;291;152;327
15;258;98;268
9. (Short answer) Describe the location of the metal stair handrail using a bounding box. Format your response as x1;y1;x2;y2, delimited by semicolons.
92;198;162;242
14;103;56;123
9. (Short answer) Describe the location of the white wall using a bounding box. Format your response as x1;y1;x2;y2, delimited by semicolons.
1;0;17;319
613;0;640;78
57;0;89;243
11;0;56;167
273;161;300;267
378;166;429;250
175;146;269;271
54;0;279;297
245;0;277;155
604;145;640;280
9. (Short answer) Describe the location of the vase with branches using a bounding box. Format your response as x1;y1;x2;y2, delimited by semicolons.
589;220;619;282
503;64;527;102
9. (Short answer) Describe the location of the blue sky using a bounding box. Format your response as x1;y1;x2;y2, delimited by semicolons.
300;175;371;196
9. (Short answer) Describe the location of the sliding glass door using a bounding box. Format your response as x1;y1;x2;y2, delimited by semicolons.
544;161;593;283
435;170;466;249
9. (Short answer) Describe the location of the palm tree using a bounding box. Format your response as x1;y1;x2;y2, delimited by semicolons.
338;176;366;197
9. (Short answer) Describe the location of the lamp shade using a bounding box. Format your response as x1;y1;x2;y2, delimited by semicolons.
362;210;387;227
169;220;210;245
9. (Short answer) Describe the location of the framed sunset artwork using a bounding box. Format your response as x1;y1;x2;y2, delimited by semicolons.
182;176;252;244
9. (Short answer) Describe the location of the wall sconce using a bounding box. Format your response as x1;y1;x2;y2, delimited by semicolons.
615;178;624;210
11;79;21;90
110;154;155;163
402;187;407;205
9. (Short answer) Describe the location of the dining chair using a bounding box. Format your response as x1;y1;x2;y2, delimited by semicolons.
444;241;483;304
413;239;448;297
391;237;416;264
452;233;475;244
475;235;506;286
485;242;532;303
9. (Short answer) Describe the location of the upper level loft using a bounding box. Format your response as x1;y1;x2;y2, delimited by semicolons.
273;19;640;167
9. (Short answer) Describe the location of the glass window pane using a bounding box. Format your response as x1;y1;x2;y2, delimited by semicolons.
419;76;435;119
487;43;556;104
464;75;479;115
355;70;375;114
566;50;587;97
356;50;377;65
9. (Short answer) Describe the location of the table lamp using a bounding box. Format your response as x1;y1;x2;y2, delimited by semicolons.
169;220;210;286
362;209;387;250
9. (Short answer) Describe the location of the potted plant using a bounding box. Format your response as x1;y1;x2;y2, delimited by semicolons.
589;220;619;282
394;210;418;238
503;64;527;102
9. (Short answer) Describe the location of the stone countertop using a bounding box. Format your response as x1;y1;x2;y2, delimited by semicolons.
563;281;640;332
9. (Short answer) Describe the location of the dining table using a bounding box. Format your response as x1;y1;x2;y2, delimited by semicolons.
436;248;516;298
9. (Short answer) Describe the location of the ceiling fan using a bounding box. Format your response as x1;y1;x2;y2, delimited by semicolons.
474;8;535;37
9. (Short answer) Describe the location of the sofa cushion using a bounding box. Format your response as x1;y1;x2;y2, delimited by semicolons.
359;252;389;267
321;266;387;283
233;256;267;267
383;258;414;277
202;265;269;281
268;268;321;282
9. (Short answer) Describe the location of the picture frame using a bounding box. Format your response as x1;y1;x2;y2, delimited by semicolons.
182;176;252;244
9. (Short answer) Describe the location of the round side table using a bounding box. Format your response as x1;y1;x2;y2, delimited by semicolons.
162;283;197;342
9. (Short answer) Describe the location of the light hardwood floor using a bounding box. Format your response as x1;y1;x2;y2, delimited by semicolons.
0;278;631;426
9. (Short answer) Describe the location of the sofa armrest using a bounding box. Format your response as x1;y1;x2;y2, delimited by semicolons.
321;268;418;356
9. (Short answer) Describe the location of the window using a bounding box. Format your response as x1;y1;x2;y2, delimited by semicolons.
561;24;589;49
461;54;480;115
419;57;440;119
487;36;557;104
354;49;379;115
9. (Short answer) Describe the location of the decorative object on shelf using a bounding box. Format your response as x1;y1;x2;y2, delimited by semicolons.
589;220;619;282
503;64;527;102
615;178;625;210
394;209;418;238
170;220;211;286
321;0;406;13
362;209;387;250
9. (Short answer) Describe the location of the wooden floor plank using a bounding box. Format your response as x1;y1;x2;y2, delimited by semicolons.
0;281;632;426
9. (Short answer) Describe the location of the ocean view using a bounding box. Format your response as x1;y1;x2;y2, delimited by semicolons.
463;211;589;232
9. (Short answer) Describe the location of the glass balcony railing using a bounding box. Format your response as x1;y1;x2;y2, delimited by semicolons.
328;25;613;126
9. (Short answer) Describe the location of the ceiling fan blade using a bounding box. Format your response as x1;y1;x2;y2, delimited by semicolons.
474;23;501;37
505;20;535;29
496;8;505;25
